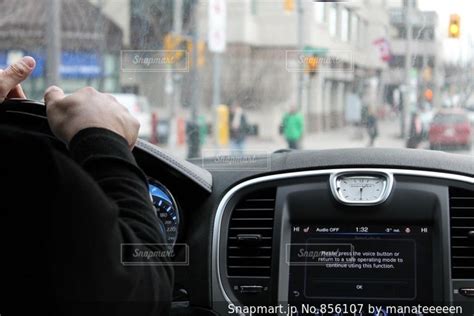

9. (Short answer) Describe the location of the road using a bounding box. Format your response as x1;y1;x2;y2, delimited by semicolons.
160;118;473;159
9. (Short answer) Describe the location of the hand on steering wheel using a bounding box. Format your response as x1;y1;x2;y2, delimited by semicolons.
0;56;36;103
45;86;140;149
0;55;140;150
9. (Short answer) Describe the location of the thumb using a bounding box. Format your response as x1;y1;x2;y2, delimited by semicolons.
44;85;65;105
0;56;35;98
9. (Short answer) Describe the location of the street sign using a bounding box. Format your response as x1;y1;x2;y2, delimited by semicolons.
373;38;392;62
208;0;227;53
303;46;328;57
0;50;101;78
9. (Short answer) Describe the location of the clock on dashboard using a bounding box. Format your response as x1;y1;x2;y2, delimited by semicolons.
330;171;394;206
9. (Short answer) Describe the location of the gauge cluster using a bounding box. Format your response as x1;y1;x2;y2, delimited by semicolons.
148;178;180;247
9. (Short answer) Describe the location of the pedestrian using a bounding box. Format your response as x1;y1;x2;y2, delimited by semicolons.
366;107;378;147
229;101;248;152
406;111;424;149
281;105;304;149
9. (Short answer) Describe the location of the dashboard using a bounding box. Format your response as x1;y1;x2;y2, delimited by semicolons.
132;144;474;316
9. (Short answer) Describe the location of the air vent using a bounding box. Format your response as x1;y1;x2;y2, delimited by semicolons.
450;187;474;279
226;187;276;302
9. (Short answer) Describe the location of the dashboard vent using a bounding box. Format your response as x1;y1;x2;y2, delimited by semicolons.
227;188;276;279
450;187;474;279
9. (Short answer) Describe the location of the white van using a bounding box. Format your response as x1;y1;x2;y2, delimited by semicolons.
110;94;152;140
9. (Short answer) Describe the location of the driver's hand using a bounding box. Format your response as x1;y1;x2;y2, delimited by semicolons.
0;56;36;103
44;86;140;149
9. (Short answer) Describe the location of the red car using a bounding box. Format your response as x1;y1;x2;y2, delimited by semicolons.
429;109;472;150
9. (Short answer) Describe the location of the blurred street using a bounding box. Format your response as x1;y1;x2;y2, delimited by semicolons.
1;0;473;159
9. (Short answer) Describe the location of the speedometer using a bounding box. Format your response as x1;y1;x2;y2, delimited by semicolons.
148;178;180;246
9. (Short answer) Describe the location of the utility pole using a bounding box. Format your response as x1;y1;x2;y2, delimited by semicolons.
296;0;304;111
209;0;226;145
173;0;183;48
187;0;201;158
97;0;105;91
46;0;61;87
401;0;413;139
169;0;183;149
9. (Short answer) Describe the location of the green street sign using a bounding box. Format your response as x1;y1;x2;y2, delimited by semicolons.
303;46;328;56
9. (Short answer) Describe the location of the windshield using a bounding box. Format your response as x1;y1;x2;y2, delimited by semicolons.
1;0;473;158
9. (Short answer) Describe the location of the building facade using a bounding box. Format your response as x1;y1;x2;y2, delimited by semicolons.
93;0;398;140
0;0;123;100
196;0;392;139
385;0;441;110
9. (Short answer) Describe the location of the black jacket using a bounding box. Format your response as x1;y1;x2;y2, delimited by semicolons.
0;126;173;315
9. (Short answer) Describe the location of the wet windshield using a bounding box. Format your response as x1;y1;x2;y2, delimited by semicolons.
1;0;473;158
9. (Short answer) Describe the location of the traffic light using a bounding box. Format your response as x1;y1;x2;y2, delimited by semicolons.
186;40;206;68
163;34;174;51
448;14;460;38
284;0;294;12
305;55;319;75
163;33;185;61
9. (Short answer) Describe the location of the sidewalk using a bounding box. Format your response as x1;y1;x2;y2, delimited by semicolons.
160;119;405;159
301;119;404;150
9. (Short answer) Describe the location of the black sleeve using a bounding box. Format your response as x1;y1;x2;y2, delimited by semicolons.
0;126;173;316
50;128;173;315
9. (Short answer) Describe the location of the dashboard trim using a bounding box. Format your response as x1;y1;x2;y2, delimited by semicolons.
211;168;474;307
136;139;213;192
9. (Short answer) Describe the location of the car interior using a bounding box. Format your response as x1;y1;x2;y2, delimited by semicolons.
1;98;473;315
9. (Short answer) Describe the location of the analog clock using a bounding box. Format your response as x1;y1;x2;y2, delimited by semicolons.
330;172;394;206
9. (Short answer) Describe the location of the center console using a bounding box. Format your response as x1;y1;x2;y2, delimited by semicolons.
213;169;473;316
275;174;450;314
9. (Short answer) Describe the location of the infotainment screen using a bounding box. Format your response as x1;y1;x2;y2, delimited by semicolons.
287;225;433;306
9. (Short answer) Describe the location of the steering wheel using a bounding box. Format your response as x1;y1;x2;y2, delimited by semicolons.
1;98;47;127
0;98;67;151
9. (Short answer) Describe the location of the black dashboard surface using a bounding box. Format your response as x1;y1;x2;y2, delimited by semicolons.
161;148;473;311
193;148;473;181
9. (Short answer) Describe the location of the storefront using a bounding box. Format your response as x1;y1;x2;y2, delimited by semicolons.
0;0;123;99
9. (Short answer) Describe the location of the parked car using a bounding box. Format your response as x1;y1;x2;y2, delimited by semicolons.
429;109;472;150
110;93;152;140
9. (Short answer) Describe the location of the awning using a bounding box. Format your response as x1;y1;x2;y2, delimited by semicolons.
0;0;123;52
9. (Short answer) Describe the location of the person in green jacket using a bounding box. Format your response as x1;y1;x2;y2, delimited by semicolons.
281;105;304;149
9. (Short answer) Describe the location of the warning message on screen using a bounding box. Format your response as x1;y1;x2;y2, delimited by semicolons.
286;238;416;299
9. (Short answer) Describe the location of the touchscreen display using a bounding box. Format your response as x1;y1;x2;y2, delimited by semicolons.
287;225;432;305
